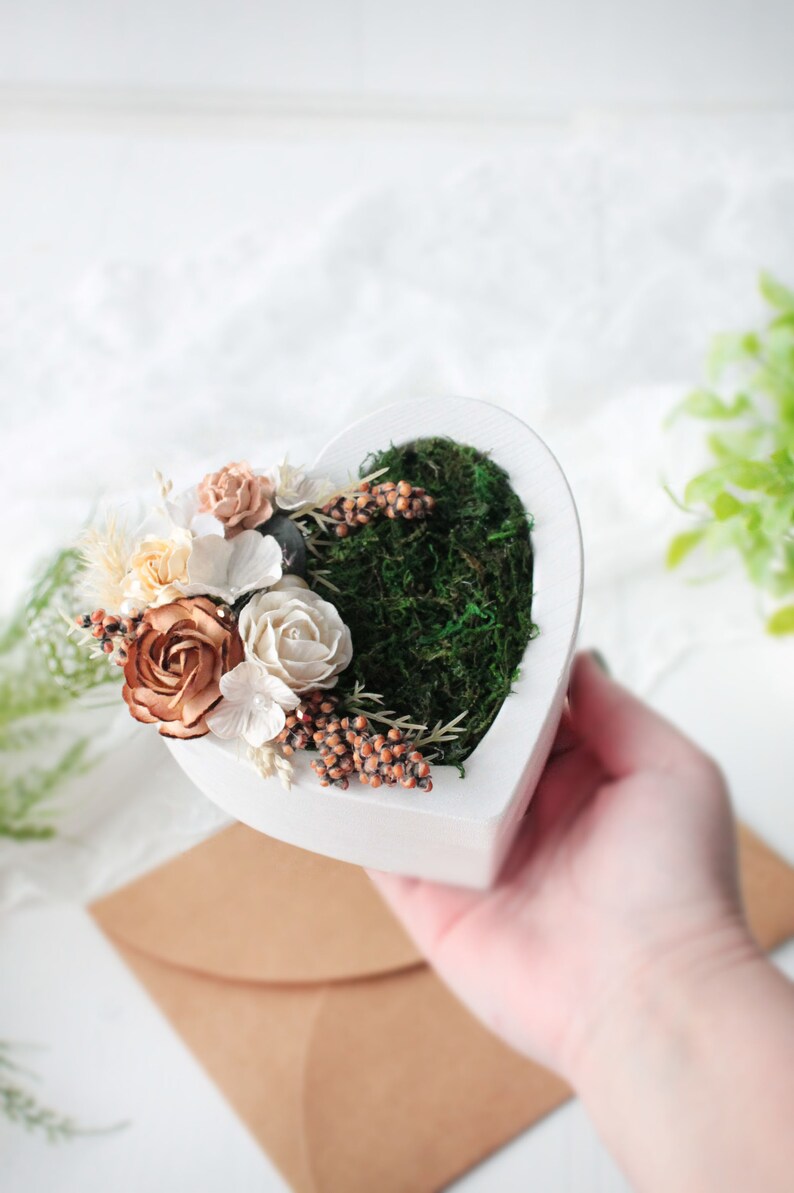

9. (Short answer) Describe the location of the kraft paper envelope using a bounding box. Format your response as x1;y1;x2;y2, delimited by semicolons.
91;823;794;1193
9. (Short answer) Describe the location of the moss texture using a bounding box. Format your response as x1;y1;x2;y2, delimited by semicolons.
325;437;536;767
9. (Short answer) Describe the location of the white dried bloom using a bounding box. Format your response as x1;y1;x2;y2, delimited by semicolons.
205;659;299;747
270;461;335;512
178;530;282;604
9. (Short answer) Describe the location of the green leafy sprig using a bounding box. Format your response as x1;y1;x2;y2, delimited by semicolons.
0;1043;125;1142
667;273;794;634
0;741;93;841
0;546;121;839
1;554;128;1141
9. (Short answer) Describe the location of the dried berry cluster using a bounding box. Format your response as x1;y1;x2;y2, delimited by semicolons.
274;690;434;791
310;715;433;792
74;608;143;662
275;689;340;755
323;480;436;538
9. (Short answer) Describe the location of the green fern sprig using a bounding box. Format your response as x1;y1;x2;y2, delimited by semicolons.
0;1043;126;1142
0;740;92;840
0;1084;88;1143
0;549;130;1139
0;545;122;838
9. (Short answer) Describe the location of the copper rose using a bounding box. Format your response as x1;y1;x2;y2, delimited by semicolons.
122;596;244;739
198;461;274;538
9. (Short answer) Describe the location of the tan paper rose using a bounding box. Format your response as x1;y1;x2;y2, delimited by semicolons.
122;596;244;738
198;461;274;538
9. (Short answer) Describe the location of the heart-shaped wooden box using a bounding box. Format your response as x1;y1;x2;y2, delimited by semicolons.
164;398;583;888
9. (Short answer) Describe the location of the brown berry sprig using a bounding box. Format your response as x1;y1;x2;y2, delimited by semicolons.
352;725;433;792
272;687;435;793
310;714;361;790
275;712;312;756
310;715;433;792
322;480;436;538
74;608;142;663
275;690;340;756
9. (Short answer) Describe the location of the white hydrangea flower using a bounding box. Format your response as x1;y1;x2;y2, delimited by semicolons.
178;530;283;604
205;660;300;748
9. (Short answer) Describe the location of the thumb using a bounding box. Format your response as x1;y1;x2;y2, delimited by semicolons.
569;652;704;779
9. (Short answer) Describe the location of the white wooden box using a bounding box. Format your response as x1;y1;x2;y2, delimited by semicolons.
164;397;583;888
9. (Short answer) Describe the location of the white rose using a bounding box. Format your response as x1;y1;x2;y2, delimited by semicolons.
239;581;353;694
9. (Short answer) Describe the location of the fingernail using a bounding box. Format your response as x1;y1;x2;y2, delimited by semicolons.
589;649;610;675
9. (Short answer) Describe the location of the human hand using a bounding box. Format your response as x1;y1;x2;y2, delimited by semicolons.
368;651;753;1084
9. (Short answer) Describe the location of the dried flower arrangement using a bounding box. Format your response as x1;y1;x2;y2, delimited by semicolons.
70;439;535;793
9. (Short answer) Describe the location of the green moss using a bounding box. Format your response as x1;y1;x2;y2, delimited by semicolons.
324;437;536;767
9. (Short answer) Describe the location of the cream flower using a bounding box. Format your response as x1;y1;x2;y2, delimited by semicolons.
238;580;353;694
270;461;335;512
122;530;192;608
205;660;299;748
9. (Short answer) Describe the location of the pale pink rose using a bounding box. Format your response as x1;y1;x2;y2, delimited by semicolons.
198;461;274;538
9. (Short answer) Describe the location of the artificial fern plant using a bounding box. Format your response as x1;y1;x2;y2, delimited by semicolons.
1;548;124;1139
0;547;120;839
